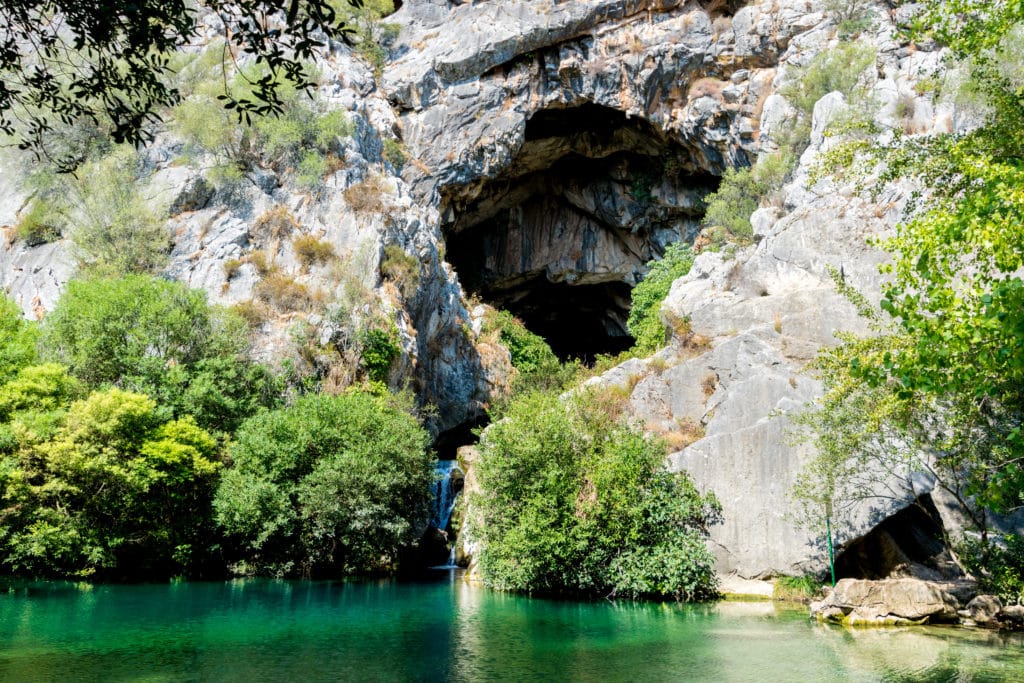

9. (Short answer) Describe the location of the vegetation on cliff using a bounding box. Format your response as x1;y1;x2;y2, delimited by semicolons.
794;0;1024;602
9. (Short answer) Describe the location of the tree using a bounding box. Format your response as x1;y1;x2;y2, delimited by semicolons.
213;391;433;577
41;274;279;432
472;389;720;601
794;1;1024;571
0;0;363;170
0;293;39;385
0;388;221;579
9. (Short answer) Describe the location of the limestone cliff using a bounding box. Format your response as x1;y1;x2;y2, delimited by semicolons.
0;0;967;582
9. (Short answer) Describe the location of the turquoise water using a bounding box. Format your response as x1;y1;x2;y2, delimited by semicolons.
2;572;1023;682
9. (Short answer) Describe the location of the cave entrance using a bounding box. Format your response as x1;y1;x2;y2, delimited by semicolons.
442;102;718;363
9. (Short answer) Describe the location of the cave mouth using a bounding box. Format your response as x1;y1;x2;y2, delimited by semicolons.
834;495;964;581
442;102;719;363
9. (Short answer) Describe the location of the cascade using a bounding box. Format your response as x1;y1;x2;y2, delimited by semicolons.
430;459;461;531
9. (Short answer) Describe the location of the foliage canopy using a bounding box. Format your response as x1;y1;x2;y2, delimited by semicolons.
0;0;363;170
473;389;720;601
213;391;433;577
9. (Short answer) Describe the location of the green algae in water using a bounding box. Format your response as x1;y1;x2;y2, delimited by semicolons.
2;575;1023;682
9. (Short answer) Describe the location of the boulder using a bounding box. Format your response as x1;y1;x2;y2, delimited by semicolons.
811;578;976;626
958;594;1003;626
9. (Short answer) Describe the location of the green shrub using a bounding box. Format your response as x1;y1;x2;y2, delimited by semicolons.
0;388;222;579
382;138;406;170
627;243;695;355
359;325;400;383
41;274;278;432
473;389;720;600
780;43;877;119
295;151;330;190
825;0;875;39
958;534;1024;605
0;294;40;385
66;147;171;274
14;200;61;245
701;150;796;244
213;391;433;577
380;243;420;296
172;60;352;189
483;309;558;375
481;308;572;395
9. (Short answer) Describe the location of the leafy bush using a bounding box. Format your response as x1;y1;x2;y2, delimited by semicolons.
701;150;795;244
0;363;84;419
473;389;720;600
627;243;695;355
14;200;61;245
213;391;433;577
66;147;171;274
481;308;572;395
958;534;1024;605
359;325;400;383
41;274;278;432
0;388;221;579
172;59;353;189
0;294;40;385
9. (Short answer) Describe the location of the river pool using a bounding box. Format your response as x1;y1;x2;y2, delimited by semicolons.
2;571;1023;682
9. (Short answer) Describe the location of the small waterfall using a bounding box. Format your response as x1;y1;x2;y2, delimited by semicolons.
431;459;460;531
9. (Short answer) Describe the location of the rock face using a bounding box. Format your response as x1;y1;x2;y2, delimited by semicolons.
0;0;982;580
811;578;976;626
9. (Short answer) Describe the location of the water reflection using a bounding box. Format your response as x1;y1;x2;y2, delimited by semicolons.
1;576;1023;682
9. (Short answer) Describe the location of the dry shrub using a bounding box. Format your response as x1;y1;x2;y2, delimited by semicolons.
677;330;712;359
255;272;322;312
247;250;275;275
223;258;244;281
688;77;727;100
294;234;336;269
344;174;391;214
655;417;706;453
232;299;271;327
700;371;717;398
380;243;421;297
253;205;300;242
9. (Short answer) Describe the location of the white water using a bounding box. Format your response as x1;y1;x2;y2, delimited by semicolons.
431;460;460;531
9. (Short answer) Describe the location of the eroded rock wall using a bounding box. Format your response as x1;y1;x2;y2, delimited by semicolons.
0;0;975;581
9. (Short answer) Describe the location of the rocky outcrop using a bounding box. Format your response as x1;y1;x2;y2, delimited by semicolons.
811;578;977;626
0;0;988;582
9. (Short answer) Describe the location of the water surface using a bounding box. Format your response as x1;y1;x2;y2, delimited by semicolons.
2;572;1023;682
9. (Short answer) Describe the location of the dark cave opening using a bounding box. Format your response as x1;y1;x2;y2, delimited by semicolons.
443;102;719;363
834;495;963;581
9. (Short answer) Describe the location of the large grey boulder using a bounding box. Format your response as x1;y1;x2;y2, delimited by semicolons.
811;578;976;625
